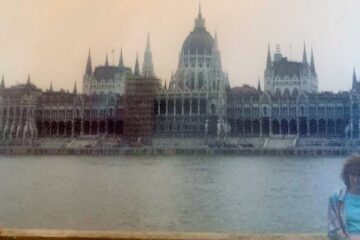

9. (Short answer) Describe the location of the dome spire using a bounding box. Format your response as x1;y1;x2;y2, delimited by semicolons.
198;2;202;18
194;2;205;30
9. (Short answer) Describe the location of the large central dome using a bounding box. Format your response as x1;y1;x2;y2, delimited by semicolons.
181;9;214;55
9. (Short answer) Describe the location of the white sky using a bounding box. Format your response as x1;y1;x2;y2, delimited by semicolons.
0;0;359;92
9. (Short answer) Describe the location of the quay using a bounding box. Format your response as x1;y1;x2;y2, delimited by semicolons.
0;146;359;157
0;229;327;240
1;136;359;156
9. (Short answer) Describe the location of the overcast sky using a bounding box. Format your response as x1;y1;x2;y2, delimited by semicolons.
0;0;359;92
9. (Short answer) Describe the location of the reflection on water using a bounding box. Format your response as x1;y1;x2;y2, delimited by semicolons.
0;155;344;233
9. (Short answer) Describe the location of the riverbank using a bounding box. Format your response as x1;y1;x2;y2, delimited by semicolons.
0;228;327;240
0;145;359;156
1;136;359;156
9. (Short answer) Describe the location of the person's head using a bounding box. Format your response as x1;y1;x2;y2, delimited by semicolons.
341;155;360;191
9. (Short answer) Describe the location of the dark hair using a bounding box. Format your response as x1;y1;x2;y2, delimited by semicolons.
341;155;360;188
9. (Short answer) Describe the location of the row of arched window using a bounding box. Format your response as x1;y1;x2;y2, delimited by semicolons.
232;118;350;137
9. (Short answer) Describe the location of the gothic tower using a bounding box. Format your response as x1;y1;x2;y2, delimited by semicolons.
142;33;154;77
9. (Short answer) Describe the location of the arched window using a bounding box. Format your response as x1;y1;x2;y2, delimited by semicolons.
211;104;216;115
263;106;268;115
198;72;203;89
300;106;305;116
186;73;195;90
191;73;195;90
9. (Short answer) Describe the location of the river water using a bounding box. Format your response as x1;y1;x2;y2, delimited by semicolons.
0;155;345;233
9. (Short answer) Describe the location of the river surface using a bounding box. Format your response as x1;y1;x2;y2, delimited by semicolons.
0;155;345;233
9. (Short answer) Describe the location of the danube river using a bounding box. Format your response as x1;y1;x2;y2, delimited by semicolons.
0;155;344;233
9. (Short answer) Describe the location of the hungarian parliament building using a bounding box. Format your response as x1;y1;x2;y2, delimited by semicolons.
1;7;360;143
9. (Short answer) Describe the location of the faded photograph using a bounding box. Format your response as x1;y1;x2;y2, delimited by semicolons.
0;0;360;239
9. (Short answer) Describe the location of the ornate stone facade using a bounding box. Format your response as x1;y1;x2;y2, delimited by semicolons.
82;49;132;95
36;90;124;138
0;76;41;142
0;5;359;144
154;7;230;138
228;85;354;138
0;77;124;143
264;44;318;96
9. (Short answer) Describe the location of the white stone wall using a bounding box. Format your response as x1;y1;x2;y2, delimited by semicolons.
265;73;317;95
82;72;127;95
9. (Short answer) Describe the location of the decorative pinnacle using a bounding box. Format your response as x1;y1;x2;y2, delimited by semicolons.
73;81;77;94
1;74;5;89
134;52;140;76
302;42;308;64
146;33;151;52
119;47;124;67
105;52;109;66
310;47;316;74
266;43;271;69
353;67;357;81
85;48;92;74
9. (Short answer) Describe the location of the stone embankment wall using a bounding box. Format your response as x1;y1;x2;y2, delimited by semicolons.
0;145;358;156
0;229;327;240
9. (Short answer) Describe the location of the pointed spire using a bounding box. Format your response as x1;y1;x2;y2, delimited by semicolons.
134;53;140;77
302;42;308;65
27;74;31;84
353;67;357;90
142;34;154;77
198;2;202;18
257;78;261;92
49;81;53;92
266;43;272;69
73;81;77;95
119;47;124;67
164;79;167;90
194;2;205;30
85;48;92;75
354;67;357;81
0;74;5;89
105;52;109;66
146;33;151;52
310;47;316;74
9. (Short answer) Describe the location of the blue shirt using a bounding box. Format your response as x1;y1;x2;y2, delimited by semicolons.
328;188;348;239
345;193;360;234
